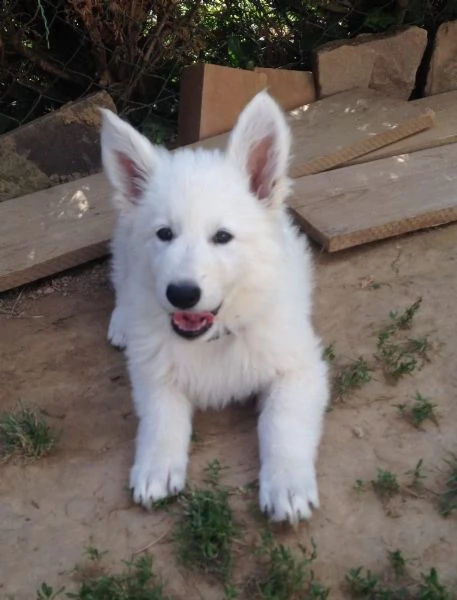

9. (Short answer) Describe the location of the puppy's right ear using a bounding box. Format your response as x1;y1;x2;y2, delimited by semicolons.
100;109;157;211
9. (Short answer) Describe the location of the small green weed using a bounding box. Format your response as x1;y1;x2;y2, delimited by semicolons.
36;583;65;600
0;403;57;462
395;393;438;428
345;566;380;596
37;551;169;600
322;344;336;363
388;549;406;578
69;554;168;599
418;568;452;600
334;357;372;400
376;298;431;383
438;454;457;517
406;459;427;488
354;479;366;493
377;339;420;381
250;532;329;599
372;469;400;497
389;297;422;330
173;463;236;581
204;458;225;485
346;558;451;599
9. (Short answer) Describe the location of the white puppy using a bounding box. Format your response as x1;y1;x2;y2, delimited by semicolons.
100;91;329;523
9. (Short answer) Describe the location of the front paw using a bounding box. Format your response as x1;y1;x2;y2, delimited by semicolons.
259;460;319;524
108;306;127;350
130;455;187;507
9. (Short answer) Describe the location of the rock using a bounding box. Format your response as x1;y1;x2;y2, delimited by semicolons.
315;26;427;100
0;91;117;202
426;20;457;96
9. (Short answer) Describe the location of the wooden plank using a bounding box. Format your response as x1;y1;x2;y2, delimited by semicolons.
347;90;457;165
0;91;116;202
183;89;434;177
0;173;114;292
0;89;441;292
253;67;316;110
289;143;457;252
296;110;434;176
177;64;267;145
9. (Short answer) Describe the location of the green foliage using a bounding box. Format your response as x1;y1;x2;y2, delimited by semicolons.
372;469;400;497
3;2;457;136
346;553;452;599
438;455;457;517
322;344;336;364
0;402;57;462
334;357;372;400
173;461;236;581
36;552;169;600
376;299;431;382
395;393;438;428
251;532;330;599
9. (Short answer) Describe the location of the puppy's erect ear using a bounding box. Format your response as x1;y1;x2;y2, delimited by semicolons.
100;108;157;211
227;91;291;205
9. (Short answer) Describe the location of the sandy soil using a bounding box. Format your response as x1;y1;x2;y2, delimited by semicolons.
1;224;456;599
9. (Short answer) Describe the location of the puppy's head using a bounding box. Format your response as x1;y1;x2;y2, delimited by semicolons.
100;91;292;341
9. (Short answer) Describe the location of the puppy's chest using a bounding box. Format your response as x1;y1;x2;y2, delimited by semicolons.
171;336;276;409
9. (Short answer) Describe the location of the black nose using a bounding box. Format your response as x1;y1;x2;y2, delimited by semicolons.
166;281;201;310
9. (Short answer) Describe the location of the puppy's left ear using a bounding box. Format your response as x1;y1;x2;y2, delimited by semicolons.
227;91;291;206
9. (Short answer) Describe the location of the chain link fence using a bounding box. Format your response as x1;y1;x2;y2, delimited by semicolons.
1;0;456;145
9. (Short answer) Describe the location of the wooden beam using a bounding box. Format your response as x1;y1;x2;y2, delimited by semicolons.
347;90;457;165
290;143;457;252
177;64;267;145
0;173;114;292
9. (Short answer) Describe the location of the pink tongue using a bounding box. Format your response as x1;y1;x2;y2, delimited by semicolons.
173;312;214;331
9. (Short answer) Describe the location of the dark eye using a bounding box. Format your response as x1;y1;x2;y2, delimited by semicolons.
156;227;174;242
212;230;233;245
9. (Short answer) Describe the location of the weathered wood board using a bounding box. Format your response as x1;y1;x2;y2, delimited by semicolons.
185;88;435;177
0;88;452;292
347;90;457;165
253;67;316;110
177;64;267;146
290;143;457;252
0;173;114;292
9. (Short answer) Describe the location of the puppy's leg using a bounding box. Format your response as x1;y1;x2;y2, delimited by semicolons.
107;231;128;349
107;304;127;349
129;366;192;506
258;351;328;524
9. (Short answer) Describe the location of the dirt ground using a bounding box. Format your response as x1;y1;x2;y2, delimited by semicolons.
1;223;456;599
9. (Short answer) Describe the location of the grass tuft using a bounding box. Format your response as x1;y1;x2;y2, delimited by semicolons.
395;393;438;428
406;459;427;489
418;567;452;600
250;532;330;599
0;403;57;462
389;297;422;330
388;549;406;578
334;357;372;400
322;344;336;364
438;454;457;517
37;550;169;600
371;469;400;498
345;567;380;596
376;298;431;383
346;553;451;599
173;461;236;581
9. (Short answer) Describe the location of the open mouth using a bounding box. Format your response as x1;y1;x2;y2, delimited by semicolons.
171;307;220;340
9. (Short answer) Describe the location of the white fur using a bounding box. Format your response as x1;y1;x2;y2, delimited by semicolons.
100;92;329;524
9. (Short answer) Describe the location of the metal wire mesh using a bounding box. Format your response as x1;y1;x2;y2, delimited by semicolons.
1;0;456;144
